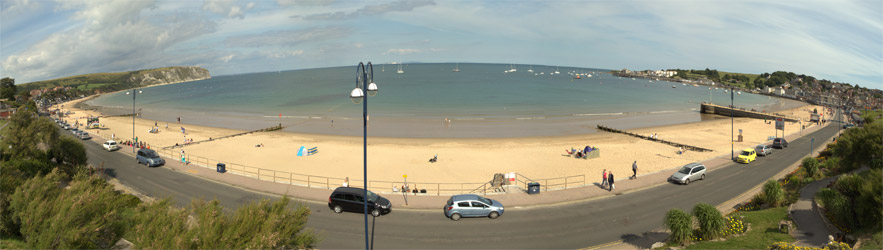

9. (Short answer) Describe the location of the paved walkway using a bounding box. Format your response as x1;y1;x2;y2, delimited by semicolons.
790;167;867;247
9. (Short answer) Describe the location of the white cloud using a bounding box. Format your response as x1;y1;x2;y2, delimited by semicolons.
277;0;334;7
202;0;255;19
385;48;421;55
267;50;304;59
301;0;435;20
223;26;349;47
219;54;235;62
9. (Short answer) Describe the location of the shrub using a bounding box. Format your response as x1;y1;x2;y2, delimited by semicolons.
692;203;725;240
817;188;854;231
722;216;746;236
803;157;819;178
763;180;785;207
664;208;692;245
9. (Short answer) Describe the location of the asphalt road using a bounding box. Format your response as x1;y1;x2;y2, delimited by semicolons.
75;121;840;249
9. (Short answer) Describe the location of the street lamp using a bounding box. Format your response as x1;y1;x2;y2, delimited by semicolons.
731;87;734;161
348;62;378;250
126;88;142;154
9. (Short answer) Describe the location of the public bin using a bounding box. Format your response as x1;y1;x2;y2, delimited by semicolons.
216;163;226;173
527;182;540;195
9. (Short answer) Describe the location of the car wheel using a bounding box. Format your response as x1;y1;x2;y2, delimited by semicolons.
700;174;705;180
450;213;461;221
488;211;500;219
333;205;342;213
684;179;690;185
371;209;380;217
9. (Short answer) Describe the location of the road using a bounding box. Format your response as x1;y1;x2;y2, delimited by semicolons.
76;122;839;249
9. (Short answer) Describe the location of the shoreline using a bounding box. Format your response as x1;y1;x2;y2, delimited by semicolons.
60;96;825;186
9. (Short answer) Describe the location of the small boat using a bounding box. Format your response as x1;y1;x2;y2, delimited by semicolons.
672;85;676;88
527;65;534;73
737;91;742;95
509;64;516;72
397;63;404;74
453;62;460;72
554;66;560;74
574;74;581;79
724;89;728;93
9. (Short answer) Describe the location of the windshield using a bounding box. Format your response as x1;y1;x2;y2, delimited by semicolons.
678;166;692;174
478;196;492;205
146;151;160;158
741;151;752;156
366;190;379;202
755;145;764;150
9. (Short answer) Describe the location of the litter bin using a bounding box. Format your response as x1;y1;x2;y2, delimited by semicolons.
216;163;226;173
527;182;540;195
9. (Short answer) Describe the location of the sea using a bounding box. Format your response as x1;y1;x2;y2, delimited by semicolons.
86;63;806;138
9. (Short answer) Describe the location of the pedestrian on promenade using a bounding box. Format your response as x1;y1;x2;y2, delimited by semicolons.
601;169;608;188
343;177;349;187
631;161;638;179
180;149;186;164
608;171;615;191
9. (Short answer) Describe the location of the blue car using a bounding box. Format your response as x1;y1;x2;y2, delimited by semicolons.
136;149;165;167
444;194;504;221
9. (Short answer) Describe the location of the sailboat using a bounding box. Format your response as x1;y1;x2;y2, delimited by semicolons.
382;64;385;72
509;64;517;72
527;65;534;73
397;63;404;74
453;62;460;72
554;66;560;74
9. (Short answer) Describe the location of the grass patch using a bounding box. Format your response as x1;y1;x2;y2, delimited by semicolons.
859;230;883;250
1;233;28;249
683;207;794;249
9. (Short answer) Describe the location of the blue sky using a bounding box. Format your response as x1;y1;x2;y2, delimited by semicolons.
2;0;881;89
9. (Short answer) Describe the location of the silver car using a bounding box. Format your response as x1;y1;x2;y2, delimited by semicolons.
444;194;504;221
669;163;706;185
755;144;772;156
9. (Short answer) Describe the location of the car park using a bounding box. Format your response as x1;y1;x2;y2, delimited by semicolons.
103;140;119;151
328;187;391;217
755;144;772;156
772;138;789;149
669;163;706;185
737;148;756;163
136;149;165;167
444;194;504;221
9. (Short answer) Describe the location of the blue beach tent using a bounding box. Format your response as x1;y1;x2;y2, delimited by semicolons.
297;146;306;156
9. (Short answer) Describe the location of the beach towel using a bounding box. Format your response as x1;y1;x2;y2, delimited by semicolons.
297;146;306;156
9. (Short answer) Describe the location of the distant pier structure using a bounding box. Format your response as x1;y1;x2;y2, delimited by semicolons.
700;103;799;122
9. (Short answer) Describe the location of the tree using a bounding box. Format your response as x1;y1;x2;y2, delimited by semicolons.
1;77;15;100
692;203;725;240
803;157;819;178
763;180;785;207
833;122;883;170
664;208;692;245
50;136;88;169
0;105;58;162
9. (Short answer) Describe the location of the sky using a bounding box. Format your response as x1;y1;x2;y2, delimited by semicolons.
1;0;881;89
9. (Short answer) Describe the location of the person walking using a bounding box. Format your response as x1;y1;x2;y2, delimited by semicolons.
601;169;608;189
608;171;615;191
631;161;638;179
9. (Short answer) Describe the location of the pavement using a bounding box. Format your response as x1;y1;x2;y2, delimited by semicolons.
790;167;868;247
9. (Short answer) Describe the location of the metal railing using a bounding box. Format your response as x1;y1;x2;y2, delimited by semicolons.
513;173;586;192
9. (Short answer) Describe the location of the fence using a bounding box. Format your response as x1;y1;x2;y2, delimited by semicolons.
153;147;586;196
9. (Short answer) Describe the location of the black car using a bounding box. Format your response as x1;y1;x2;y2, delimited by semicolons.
328;187;391;217
772;138;789;149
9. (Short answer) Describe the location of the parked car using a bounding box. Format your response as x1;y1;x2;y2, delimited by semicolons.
136;149;165;167
62;124;71;130
70;128;80;135
669;163;706;185
76;131;91;140
103;140;119;151
737;148;757;163
755;144;772;156
444;194;504;221
328;187;391;217
772;138;789;149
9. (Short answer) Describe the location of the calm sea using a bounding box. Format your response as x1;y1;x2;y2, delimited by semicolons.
87;63;805;138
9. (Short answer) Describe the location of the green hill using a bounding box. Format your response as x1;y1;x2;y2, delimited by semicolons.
18;66;210;95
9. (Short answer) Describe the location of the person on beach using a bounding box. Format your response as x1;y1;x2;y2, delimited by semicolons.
601;169;608;188
180;149;186;164
166;123;169;129
631;161;638;179
608;171;615;191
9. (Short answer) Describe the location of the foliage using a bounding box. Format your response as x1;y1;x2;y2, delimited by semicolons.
831;169;882;231
8;170;131;249
768;241;852;250
818;187;854;233
683;207;793;250
803;157;820;178
50;136;88;169
127;196;319;249
664;208;693;245
724;216;747;236
833;122;883;170
692;203;725;240
0;77;15;101
763;180;785;207
0;106;58;162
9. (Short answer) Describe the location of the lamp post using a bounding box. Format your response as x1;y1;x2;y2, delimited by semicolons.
349;62;378;250
126;88;142;154
731;87;734;161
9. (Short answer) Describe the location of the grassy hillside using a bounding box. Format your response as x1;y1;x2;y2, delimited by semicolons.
17;66;208;94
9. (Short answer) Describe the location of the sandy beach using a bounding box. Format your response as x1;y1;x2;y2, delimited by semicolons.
60;96;826;191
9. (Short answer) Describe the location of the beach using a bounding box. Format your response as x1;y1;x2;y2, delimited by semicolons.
60;96;826;191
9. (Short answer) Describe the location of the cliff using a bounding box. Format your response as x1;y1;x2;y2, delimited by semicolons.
18;66;212;94
126;66;210;86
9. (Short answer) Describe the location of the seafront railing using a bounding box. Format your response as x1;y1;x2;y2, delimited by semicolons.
152;147;586;196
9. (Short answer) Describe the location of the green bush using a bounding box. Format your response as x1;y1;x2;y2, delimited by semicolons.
50;136;87;168
692;203;725;240
9;170;128;249
817;187;854;231
803;157;820;178
824;157;843;174
664;208;693;245
763;180;785;207
833;122;882;170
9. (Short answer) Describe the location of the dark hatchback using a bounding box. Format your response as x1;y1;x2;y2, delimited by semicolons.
772;138;789;149
328;187;391;217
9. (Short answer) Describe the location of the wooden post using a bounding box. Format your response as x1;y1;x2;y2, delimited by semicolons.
307;175;311;188
437;183;440;196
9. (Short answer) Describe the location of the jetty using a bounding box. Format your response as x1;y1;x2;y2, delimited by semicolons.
163;124;284;150
700;103;799;122
596;125;714;152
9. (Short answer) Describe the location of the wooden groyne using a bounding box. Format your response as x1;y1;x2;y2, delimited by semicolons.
700;103;799;122
596;125;714;152
163;124;283;149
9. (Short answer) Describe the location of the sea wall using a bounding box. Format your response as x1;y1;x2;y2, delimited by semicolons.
700;103;799;122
